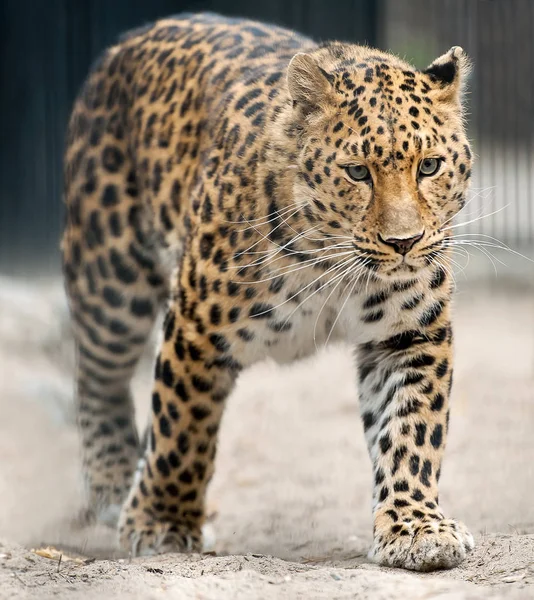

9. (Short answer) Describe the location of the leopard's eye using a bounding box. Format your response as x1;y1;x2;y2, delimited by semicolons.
419;157;441;177
345;165;371;182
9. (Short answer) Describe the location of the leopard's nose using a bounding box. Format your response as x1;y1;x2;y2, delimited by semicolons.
378;232;424;255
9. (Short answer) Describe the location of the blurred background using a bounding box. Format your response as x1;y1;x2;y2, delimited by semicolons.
0;0;533;276
0;2;533;592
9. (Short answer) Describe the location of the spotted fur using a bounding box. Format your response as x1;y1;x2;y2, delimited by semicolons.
62;13;474;570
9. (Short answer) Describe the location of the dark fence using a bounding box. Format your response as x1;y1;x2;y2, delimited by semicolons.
1;0;532;276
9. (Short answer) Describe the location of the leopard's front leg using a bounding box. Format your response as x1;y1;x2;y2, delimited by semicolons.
118;288;240;556
357;303;473;571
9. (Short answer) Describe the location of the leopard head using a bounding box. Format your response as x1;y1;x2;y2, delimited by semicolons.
287;44;473;279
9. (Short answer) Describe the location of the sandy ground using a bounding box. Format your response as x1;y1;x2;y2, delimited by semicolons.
0;269;533;599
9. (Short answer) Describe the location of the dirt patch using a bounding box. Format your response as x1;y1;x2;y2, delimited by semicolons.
0;277;533;598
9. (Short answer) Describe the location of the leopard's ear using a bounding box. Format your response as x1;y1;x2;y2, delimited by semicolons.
423;46;471;105
287;53;334;115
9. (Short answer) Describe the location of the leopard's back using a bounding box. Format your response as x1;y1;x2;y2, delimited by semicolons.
63;13;313;285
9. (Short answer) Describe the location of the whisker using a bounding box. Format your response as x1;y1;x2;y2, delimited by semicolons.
256;239;354;258
301;233;354;243
244;255;359;318
442;241;506;274
446;234;534;264
441;204;510;232
439;245;468;270
235;211;315;256
445;248;471;274
256;247;355;278
440;186;495;229
472;246;503;275
238;239;350;259
231;239;353;275
235;250;356;285
312;260;357;348
448;232;508;243
432;253;461;288
364;260;374;295
453;244;508;269
443;239;532;264
231;232;353;268
281;255;363;327
322;258;372;348
229;225;320;269
225;201;306;229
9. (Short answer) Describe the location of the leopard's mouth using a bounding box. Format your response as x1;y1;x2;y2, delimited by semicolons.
365;253;436;281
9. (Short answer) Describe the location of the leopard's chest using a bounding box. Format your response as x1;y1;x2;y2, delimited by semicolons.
228;279;369;367
229;271;434;367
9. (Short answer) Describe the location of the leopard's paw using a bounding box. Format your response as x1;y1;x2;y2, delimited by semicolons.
370;517;474;571
118;514;203;557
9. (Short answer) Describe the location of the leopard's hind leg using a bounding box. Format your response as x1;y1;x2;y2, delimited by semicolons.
62;96;168;526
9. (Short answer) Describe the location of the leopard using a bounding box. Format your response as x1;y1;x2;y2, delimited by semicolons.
61;12;475;571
